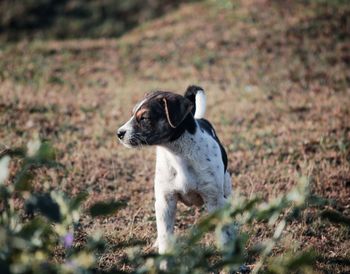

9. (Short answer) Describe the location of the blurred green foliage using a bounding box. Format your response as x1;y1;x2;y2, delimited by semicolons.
0;139;112;274
0;0;194;41
1;138;348;273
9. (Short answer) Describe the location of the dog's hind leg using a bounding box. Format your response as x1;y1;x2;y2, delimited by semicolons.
205;195;236;248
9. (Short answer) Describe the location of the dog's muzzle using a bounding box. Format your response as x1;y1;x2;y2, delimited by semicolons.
116;126;136;148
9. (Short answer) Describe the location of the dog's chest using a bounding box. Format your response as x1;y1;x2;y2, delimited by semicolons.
155;129;224;204
158;155;208;206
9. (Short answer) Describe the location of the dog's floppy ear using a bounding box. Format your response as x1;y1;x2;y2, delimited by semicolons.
161;94;193;128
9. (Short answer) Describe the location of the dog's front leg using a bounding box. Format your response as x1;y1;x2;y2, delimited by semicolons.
155;193;177;254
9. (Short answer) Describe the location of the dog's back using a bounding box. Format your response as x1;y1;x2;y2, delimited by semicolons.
185;86;228;172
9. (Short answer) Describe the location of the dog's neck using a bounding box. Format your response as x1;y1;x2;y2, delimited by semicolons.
168;114;196;142
161;115;197;155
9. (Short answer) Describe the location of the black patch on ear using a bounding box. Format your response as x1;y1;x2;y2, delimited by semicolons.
197;118;228;172
165;92;197;140
162;93;193;128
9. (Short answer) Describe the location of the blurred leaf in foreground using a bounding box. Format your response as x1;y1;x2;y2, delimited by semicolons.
26;194;61;222
88;200;127;217
321;209;350;226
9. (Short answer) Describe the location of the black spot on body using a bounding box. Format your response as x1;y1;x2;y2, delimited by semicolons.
206;158;211;162
169;167;177;179
197;118;228;172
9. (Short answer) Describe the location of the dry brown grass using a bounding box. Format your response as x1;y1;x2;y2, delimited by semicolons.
0;0;349;272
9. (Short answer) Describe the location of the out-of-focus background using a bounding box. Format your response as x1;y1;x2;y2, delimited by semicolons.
0;0;192;41
0;0;349;273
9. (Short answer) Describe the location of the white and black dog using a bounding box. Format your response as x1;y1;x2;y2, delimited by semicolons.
117;86;233;254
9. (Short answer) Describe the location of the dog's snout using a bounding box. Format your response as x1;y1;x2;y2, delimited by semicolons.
117;129;126;140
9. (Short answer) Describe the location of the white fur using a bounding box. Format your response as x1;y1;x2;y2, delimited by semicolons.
194;90;206;119
118;116;135;148
154;123;233;253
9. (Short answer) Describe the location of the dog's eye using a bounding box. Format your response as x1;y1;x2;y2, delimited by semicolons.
139;115;150;122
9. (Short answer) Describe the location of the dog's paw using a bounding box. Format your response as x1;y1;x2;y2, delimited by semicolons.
159;259;168;271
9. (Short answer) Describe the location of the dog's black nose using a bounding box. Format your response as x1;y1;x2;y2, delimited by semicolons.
117;129;126;140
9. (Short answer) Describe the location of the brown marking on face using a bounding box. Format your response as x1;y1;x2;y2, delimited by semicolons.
135;107;149;121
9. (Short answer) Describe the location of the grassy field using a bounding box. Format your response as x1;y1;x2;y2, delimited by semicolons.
0;0;349;272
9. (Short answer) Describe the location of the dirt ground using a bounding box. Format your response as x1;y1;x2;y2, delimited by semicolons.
0;1;349;272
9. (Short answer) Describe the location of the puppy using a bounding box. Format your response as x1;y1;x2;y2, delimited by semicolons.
117;86;233;254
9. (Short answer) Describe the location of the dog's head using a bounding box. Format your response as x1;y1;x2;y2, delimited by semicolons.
117;91;193;147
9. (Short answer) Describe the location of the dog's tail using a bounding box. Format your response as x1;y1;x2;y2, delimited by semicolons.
184;85;206;119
